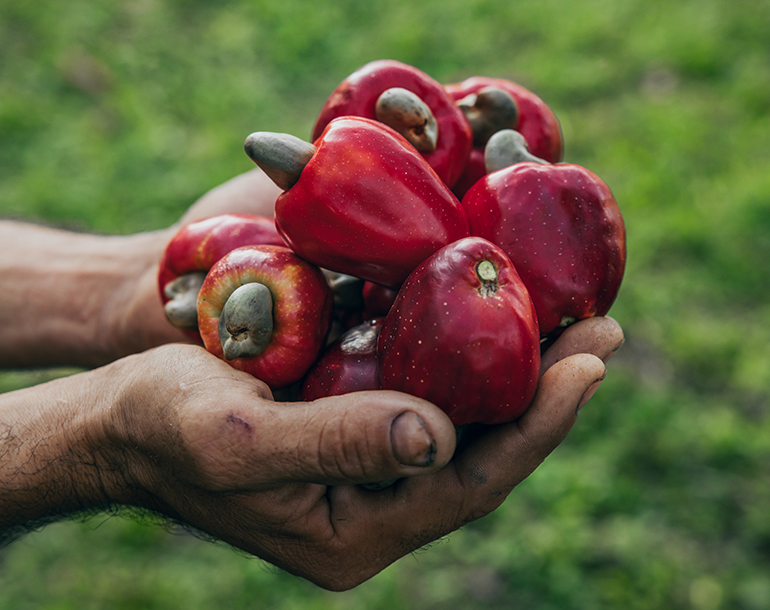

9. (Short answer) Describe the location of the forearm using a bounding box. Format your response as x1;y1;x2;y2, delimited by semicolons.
0;221;179;368
0;365;129;539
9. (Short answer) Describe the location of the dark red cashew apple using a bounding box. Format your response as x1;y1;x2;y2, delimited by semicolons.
244;116;470;288
445;76;564;199
323;270;366;337
158;213;285;338
377;237;541;426
197;245;332;389
312;59;473;188
300;318;383;401
462;129;626;338
362;282;399;319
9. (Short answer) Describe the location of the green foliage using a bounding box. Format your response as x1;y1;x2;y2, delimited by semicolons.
2;0;770;608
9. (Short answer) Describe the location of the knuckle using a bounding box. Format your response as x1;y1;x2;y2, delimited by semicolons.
460;489;510;525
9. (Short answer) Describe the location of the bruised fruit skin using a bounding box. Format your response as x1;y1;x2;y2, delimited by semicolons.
446;76;564;198
266;117;470;288
197;245;332;389
312;60;473;188
377;237;540;425
300;318;383;401
158;214;285;338
462;162;626;337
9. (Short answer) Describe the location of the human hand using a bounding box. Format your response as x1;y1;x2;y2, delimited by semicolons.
92;316;622;590
114;169;284;356
0;170;282;368
176;168;282;226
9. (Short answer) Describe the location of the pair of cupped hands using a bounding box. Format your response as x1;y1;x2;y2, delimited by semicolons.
22;170;624;591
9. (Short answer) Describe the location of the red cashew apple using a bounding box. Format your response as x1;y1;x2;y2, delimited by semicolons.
158;213;285;338
377;237;541;426
243;116;470;288
462;130;626;338
300;318;383;401
197;245;332;389
323;270;367;337
362;282;399;319
312;59;473;188
445;76;564;199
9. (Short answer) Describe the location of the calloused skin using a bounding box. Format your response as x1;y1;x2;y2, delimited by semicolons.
0;170;624;590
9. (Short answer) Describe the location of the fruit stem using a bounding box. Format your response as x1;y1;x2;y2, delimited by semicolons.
457;87;519;147
218;282;274;360
476;260;499;298
163;271;207;330
484;129;548;174
244;132;317;191
375;87;438;153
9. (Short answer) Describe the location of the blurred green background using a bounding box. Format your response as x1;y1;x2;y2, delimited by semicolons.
1;0;769;607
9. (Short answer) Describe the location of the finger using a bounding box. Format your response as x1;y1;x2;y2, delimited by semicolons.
191;390;457;490
444;353;607;517
322;353;607;579
284;391;457;485
540;316;624;374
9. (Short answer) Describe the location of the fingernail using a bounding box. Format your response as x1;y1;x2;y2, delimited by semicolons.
576;375;605;415
391;411;436;467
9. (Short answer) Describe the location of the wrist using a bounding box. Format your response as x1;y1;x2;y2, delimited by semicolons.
86;353;181;516
0;364;131;534
101;228;189;362
0;222;180;368
95;347;203;519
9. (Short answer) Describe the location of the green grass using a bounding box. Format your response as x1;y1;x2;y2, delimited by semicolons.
2;0;770;608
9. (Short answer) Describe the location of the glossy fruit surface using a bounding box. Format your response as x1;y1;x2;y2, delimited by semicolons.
446;76;564;198
274;116;470;287
377;237;540;425
158;213;285;338
313;60;473;187
462;162;626;336
197;245;332;389
300;318;383;401
362;282;399;319
158;213;284;298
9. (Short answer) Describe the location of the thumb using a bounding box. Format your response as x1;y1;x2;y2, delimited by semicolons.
511;352;607;472
249;391;457;487
453;352;607;496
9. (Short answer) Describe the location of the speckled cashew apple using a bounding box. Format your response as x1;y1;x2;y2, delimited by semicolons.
461;130;626;338
158;213;284;339
312;59;473;188
445;76;564;198
243;116;470;288
196;244;332;389
300;318;383;401
377;236;541;425
362;282;399;319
